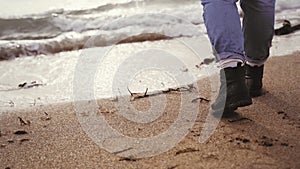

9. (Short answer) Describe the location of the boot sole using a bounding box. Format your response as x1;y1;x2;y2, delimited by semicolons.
227;98;252;110
211;98;252;114
212;96;252;111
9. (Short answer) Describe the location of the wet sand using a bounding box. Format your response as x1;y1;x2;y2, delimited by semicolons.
0;52;299;169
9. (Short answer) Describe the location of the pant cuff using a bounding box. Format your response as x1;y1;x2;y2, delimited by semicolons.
216;52;245;61
219;59;244;68
245;56;267;67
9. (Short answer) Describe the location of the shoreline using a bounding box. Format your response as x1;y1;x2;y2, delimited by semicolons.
0;52;299;168
1;34;299;113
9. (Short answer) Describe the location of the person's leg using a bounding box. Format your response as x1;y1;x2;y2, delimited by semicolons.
202;0;245;63
241;0;275;97
201;0;252;113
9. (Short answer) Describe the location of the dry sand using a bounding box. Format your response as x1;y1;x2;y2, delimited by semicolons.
0;52;299;169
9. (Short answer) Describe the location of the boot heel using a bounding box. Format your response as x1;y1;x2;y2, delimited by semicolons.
245;64;264;97
212;64;252;113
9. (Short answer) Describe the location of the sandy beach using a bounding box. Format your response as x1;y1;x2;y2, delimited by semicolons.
0;52;299;169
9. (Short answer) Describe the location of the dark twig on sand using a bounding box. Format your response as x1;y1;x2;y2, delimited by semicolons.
128;87;149;101
127;87;133;96
144;88;148;97
235;137;250;144
163;86;194;93
14;130;28;135
18;81;45;89
18;117;30;126
19;138;30;143
128;84;196;101
168;165;179;169
119;156;137;162
41;112;51;121
18;82;27;88
113;148;133;155
191;97;210;103
275;20;300;35
7;139;14;143
0;82;45;92
175;148;199;156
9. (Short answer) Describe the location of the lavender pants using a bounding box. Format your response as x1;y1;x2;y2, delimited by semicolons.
201;0;275;65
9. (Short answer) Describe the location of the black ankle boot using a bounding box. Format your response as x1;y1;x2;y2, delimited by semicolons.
245;64;264;97
212;64;252;113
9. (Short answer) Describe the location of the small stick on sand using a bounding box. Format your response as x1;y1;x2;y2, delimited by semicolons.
18;117;30;126
191;97;210;103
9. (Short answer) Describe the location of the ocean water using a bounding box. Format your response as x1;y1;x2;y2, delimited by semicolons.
0;0;299;111
0;0;299;60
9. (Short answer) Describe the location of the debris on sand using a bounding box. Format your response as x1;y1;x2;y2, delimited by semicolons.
181;67;189;72
18;81;45;89
281;143;289;147
168;165;179;169
7;139;14;143
260;141;273;147
19;138;30;143
127;84;197;101
18;117;31;126
175;148;199;156
128;87;149;101
40;112;51;121
163;85;196;93
275;111;290;120
113;148;133;155
235;137;250;144
256;136;274;147
275;20;300;36
119;156;137;162
14;130;28;135
277;111;285;115
191;97;210;103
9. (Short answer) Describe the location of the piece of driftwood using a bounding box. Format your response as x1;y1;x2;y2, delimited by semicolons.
275;20;300;35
